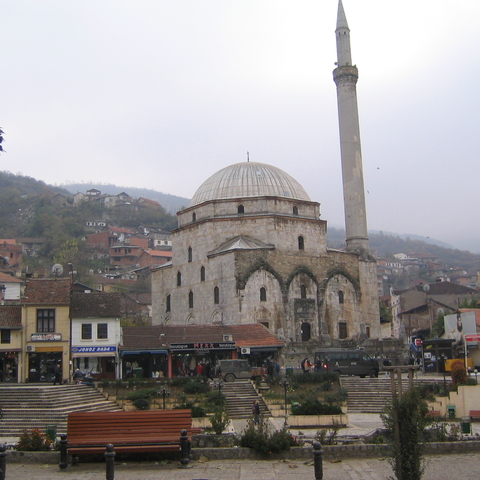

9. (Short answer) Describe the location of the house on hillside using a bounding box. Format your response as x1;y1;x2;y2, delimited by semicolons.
0;272;23;301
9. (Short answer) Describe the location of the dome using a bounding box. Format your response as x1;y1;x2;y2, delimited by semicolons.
189;162;311;207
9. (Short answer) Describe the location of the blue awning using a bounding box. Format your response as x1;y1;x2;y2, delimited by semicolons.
121;350;168;357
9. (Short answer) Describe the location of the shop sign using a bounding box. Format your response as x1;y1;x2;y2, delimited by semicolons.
169;342;235;351
71;346;117;354
31;333;62;341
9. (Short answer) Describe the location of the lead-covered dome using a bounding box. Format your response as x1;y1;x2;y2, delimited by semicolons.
189;162;311;207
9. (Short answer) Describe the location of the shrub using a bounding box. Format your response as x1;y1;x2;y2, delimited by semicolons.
16;429;52;451
125;388;158;401
291;399;342;415
183;379;209;394
451;360;468;387
240;417;299;455
174;402;206;418
133;397;150;410
209;407;230;435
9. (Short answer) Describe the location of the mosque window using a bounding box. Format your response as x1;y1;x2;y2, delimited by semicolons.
260;287;267;302
339;290;344;304
298;236;304;250
366;326;371;338
293;206;299;215
166;295;171;313
237;204;245;214
177;271;182;286
339;322;348;339
214;286;219;304
189;291;194;309
188;246;193;262
301;285;307;299
192;212;196;222
200;266;205;282
301;322;311;342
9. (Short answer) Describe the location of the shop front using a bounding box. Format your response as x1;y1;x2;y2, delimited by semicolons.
0;349;20;382
71;345;119;381
121;350;168;379
169;342;236;378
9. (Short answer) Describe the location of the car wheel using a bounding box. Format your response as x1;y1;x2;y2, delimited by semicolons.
225;373;235;382
369;369;378;378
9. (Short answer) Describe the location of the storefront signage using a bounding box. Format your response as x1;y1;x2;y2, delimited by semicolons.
169;342;236;351
71;346;117;354
31;333;62;341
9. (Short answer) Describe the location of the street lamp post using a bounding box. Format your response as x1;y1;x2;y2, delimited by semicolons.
157;386;170;410
441;354;447;396
281;376;290;425
213;378;224;406
474;369;478;385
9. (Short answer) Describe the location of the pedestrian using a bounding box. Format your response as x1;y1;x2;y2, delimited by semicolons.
252;400;260;424
53;363;61;385
73;368;83;384
196;362;203;376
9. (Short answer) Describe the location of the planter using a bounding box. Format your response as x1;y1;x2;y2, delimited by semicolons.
287;414;348;428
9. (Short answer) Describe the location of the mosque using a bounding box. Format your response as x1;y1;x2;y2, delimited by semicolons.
151;1;380;357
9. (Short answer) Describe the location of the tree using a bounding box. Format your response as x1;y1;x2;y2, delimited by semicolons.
0;127;5;153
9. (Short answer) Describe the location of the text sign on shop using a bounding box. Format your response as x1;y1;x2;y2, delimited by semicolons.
71;346;117;353
169;342;236;351
465;334;480;342
31;333;62;341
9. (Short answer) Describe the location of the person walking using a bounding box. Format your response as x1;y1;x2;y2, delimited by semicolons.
252;400;260;424
53;363;62;385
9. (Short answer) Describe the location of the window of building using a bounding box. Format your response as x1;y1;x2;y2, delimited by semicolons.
260;287;267;302
36;309;55;333
1;329;11;344
338;290;344;304
97;323;108;339
200;266;205;282
82;323;92;340
366;326;371;338
189;291;194;309
188;246;192;262
214;286;219;304
301;322;311;341
293;206;299;215
192;212;196;222
166;294;171;312
177;271;182;286
298;235;304;250
259;321;269;329
237;204;244;214
300;285;307;299
339;322;348;339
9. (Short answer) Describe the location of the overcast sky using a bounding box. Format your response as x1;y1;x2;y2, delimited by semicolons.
2;1;480;252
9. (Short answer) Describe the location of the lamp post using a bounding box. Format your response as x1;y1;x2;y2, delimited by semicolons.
281;376;290;425
441;354;447;396
213;378;224;406
157;386;170;410
474;369;478;385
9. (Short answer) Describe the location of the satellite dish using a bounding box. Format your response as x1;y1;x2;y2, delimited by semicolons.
438;308;445;315
52;264;64;277
423;284;430;292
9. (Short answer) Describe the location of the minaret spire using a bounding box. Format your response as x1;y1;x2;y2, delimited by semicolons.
333;0;370;256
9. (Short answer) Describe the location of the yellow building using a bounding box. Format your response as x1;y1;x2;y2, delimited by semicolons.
0;305;22;382
22;278;71;383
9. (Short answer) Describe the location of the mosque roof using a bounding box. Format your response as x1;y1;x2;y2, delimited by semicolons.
189;162;310;207
207;235;275;257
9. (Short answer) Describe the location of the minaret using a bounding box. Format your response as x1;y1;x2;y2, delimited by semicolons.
333;0;370;256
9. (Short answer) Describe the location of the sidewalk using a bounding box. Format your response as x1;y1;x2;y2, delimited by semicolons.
2;454;480;480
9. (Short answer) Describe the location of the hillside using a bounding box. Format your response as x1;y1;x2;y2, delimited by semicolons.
62;182;190;215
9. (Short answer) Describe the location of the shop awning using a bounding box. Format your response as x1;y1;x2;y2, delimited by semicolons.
121;350;168;357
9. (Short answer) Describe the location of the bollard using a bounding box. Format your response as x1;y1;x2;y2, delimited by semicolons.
179;429;192;469
313;441;323;480
105;444;116;480
59;434;68;470
0;443;6;480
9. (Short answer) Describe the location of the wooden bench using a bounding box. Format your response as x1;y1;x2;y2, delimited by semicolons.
65;409;195;457
469;410;480;420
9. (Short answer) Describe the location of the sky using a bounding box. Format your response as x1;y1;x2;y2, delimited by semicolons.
2;1;480;253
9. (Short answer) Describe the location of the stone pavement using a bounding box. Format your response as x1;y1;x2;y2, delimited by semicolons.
2;453;480;479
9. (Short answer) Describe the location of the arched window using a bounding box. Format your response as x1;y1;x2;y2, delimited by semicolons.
298;235;304;250
339;322;348;339
200;266;205;282
166;294;171;313
366;326;371;338
188;246;192;263
177;271;182;286
338;290;344;304
214;286;219;304
192;212;196;222
188;291;194;309
237;204;244;214
300;285;307;299
260;287;267;302
293;206;299;215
